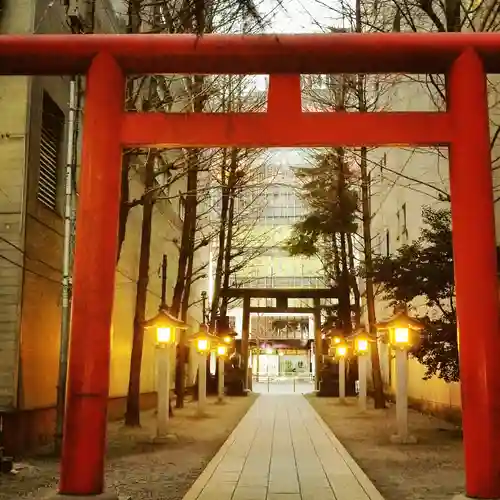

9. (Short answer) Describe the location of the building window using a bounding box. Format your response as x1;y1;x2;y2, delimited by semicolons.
38;92;64;210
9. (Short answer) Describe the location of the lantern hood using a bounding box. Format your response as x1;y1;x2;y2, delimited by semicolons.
143;306;188;329
376;312;424;331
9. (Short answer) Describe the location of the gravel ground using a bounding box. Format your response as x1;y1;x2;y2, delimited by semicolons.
307;396;464;500
0;395;257;500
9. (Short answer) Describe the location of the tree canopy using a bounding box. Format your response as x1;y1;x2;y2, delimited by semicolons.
285;149;360;331
286;150;359;258
369;206;459;382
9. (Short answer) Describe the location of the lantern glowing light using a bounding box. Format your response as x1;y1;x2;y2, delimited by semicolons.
217;345;228;356
156;327;172;344
197;338;209;353
357;338;369;353
394;327;410;345
336;345;348;357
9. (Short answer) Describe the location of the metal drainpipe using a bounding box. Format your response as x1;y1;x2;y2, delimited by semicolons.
54;77;79;454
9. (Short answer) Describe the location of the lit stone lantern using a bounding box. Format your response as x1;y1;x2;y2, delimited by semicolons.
377;311;424;444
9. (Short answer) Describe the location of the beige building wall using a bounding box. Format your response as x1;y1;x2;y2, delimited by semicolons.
388;356;461;419
109;168;204;399
0;1;205;454
0;0;38;409
366;41;500;419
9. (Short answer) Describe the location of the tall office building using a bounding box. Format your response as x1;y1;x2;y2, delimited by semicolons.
221;149;325;376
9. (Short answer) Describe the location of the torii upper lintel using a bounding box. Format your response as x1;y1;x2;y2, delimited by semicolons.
2;32;500;75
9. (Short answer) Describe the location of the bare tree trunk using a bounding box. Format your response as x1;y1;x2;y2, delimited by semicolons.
220;181;236;318
181;253;194;322
337;147;352;333
171;72;204;408
331;233;347;326
117;154;131;263
209;149;230;327
339;231;352;333
332;233;341;279
176;235;195;409
347;233;361;328
116;1;142;262
360;146;385;409
171;150;198;408
125;151;156;426
171;149;199;316
219;149;238;318
355;0;385;409
172;74;205;315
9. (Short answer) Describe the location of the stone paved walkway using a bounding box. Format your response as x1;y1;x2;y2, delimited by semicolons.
183;395;385;500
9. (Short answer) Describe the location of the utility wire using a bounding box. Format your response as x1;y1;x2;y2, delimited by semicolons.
0;253;60;284
0;234;61;273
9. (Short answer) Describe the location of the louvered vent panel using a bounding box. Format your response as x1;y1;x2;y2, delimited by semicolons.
37;93;64;210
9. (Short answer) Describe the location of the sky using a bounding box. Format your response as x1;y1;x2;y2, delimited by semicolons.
260;0;339;33
108;0;341;33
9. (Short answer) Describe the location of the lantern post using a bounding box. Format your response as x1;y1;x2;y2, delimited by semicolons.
144;307;187;440
335;342;348;402
191;325;215;416
217;344;228;403
378;312;423;444
354;332;370;412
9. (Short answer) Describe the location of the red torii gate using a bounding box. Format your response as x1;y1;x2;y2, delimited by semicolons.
0;33;499;499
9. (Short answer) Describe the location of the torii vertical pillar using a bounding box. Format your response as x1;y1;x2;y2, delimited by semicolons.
58;53;124;497
449;49;500;499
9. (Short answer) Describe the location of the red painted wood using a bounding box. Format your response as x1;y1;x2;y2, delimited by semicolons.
267;75;302;115
59;53;125;496
121;111;453;148
3;33;500;75
448;49;500;499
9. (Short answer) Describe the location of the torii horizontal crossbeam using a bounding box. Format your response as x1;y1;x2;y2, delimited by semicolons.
122;111;452;148
3;32;500;75
221;288;338;299
248;307;317;314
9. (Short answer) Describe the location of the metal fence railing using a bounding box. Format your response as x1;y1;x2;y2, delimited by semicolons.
252;373;315;393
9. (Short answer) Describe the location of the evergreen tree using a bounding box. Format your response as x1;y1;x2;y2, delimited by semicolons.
369;206;459;382
285;149;359;331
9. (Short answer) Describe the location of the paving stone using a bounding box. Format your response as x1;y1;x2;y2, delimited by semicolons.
267;494;302;500
238;474;269;487
198;482;237;500
218;458;246;472
210;471;241;483
233;486;268;500
300;488;337;500
298;475;331;490
267;482;300;494
181;395;385;500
